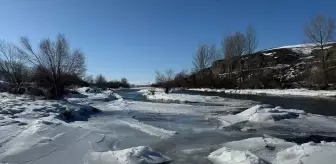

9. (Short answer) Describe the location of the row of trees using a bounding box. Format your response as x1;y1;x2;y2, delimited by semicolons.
0;34;131;99
155;25;258;89
155;14;336;90
84;74;130;89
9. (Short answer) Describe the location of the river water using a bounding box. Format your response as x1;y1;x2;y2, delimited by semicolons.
172;89;336;116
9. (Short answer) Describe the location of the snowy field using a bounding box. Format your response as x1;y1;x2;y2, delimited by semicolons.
0;87;335;164
188;88;336;98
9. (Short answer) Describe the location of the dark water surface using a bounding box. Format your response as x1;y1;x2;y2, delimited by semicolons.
173;89;336;116
117;88;336;116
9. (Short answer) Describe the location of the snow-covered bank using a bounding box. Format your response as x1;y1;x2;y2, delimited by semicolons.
208;137;336;164
0;119;171;164
188;88;336;98
0;93;101;123
217;104;336;138
0;88;175;164
139;88;256;107
66;87;119;103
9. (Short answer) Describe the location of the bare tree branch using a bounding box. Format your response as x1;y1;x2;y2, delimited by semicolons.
246;25;258;54
193;45;211;72
305;14;335;87
0;41;29;86
18;34;86;98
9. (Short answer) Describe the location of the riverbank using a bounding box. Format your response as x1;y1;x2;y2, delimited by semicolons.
187;88;336;98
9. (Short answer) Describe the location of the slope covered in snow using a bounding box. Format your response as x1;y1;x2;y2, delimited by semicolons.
263;42;335;55
188;88;336;98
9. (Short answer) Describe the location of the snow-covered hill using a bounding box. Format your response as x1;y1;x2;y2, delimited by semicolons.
210;42;336;89
263;42;336;55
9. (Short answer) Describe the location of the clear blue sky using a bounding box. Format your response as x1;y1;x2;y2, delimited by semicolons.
0;0;335;83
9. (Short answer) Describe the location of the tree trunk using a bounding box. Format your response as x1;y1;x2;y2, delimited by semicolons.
321;47;328;88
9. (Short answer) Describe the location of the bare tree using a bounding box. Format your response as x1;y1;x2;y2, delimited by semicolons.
193;45;211;72
222;32;247;87
246;25;258;54
0;41;29;87
155;71;166;84
208;44;221;63
155;69;174;83
95;74;107;88
84;75;94;84
18;34;86;98
233;32;247;83
155;69;175;92
121;77;128;85
233;32;247;57
174;69;189;80
223;35;235;78
165;69;174;81
305;15;335;87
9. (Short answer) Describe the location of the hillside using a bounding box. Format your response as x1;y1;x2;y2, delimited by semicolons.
210;42;336;89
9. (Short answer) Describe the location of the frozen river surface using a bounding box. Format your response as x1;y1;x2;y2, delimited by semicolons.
0;88;336;164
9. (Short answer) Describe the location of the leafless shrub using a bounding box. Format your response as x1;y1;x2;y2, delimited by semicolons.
95;74;107;88
18;34;86;99
0;41;30;90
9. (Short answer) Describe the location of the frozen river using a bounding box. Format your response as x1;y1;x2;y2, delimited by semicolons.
0;88;336;164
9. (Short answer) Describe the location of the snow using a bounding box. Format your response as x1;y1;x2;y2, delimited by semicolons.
218;105;305;127
0;118;171;164
263;52;276;56
209;148;264;164
209;137;336;164
275;142;336;164
67;87;119;103
1;87;336;164
208;137;295;164
57;102;100;121
264;43;335;55
116;118;177;138
139;88;256;107
0;90;173;164
144;90;213;103
188;88;336;98
85;146;171;164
